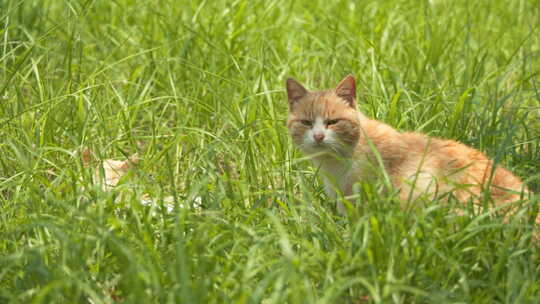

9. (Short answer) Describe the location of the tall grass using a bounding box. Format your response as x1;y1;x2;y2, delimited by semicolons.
1;0;539;303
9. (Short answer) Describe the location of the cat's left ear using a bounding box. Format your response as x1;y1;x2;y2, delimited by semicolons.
286;78;308;107
335;74;356;107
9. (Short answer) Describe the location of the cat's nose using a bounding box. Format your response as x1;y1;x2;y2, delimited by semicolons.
313;132;325;143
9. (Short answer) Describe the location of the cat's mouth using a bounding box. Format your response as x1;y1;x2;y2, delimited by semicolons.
300;141;340;155
298;139;355;158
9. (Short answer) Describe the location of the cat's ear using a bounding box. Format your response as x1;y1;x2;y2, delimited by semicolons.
335;74;356;107
286;78;308;106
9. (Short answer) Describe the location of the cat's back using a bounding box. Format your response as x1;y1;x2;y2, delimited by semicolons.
399;131;526;201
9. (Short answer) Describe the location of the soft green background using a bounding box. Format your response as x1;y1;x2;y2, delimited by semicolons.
1;0;539;303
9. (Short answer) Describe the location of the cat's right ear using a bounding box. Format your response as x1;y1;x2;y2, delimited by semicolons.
335;74;356;107
286;78;308;107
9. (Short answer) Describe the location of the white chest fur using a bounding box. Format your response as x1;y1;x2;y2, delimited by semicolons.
312;156;355;196
311;155;365;215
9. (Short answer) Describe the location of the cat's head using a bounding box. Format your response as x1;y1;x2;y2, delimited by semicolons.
286;75;362;157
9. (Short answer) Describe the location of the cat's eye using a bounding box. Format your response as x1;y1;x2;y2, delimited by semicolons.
300;120;313;127
325;119;340;126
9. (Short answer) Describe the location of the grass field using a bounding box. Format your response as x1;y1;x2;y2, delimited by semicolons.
1;0;540;303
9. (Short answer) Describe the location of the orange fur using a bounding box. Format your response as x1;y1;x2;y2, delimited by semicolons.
286;75;537;224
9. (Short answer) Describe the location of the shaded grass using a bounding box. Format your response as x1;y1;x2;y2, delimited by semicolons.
1;0;540;303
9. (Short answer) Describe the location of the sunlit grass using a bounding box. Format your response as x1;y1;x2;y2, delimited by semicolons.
1;0;539;303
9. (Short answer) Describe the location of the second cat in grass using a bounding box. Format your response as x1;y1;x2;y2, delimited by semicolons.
286;75;534;222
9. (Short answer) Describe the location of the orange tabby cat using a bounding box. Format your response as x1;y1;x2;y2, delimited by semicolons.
286;75;536;223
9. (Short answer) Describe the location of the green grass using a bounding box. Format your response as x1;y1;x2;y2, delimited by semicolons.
1;0;540;303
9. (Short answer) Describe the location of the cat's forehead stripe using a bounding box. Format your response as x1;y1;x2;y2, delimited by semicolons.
294;92;349;118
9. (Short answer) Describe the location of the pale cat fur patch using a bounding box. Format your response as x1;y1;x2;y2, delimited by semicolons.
82;148;140;190
286;75;537;224
81;148;201;212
